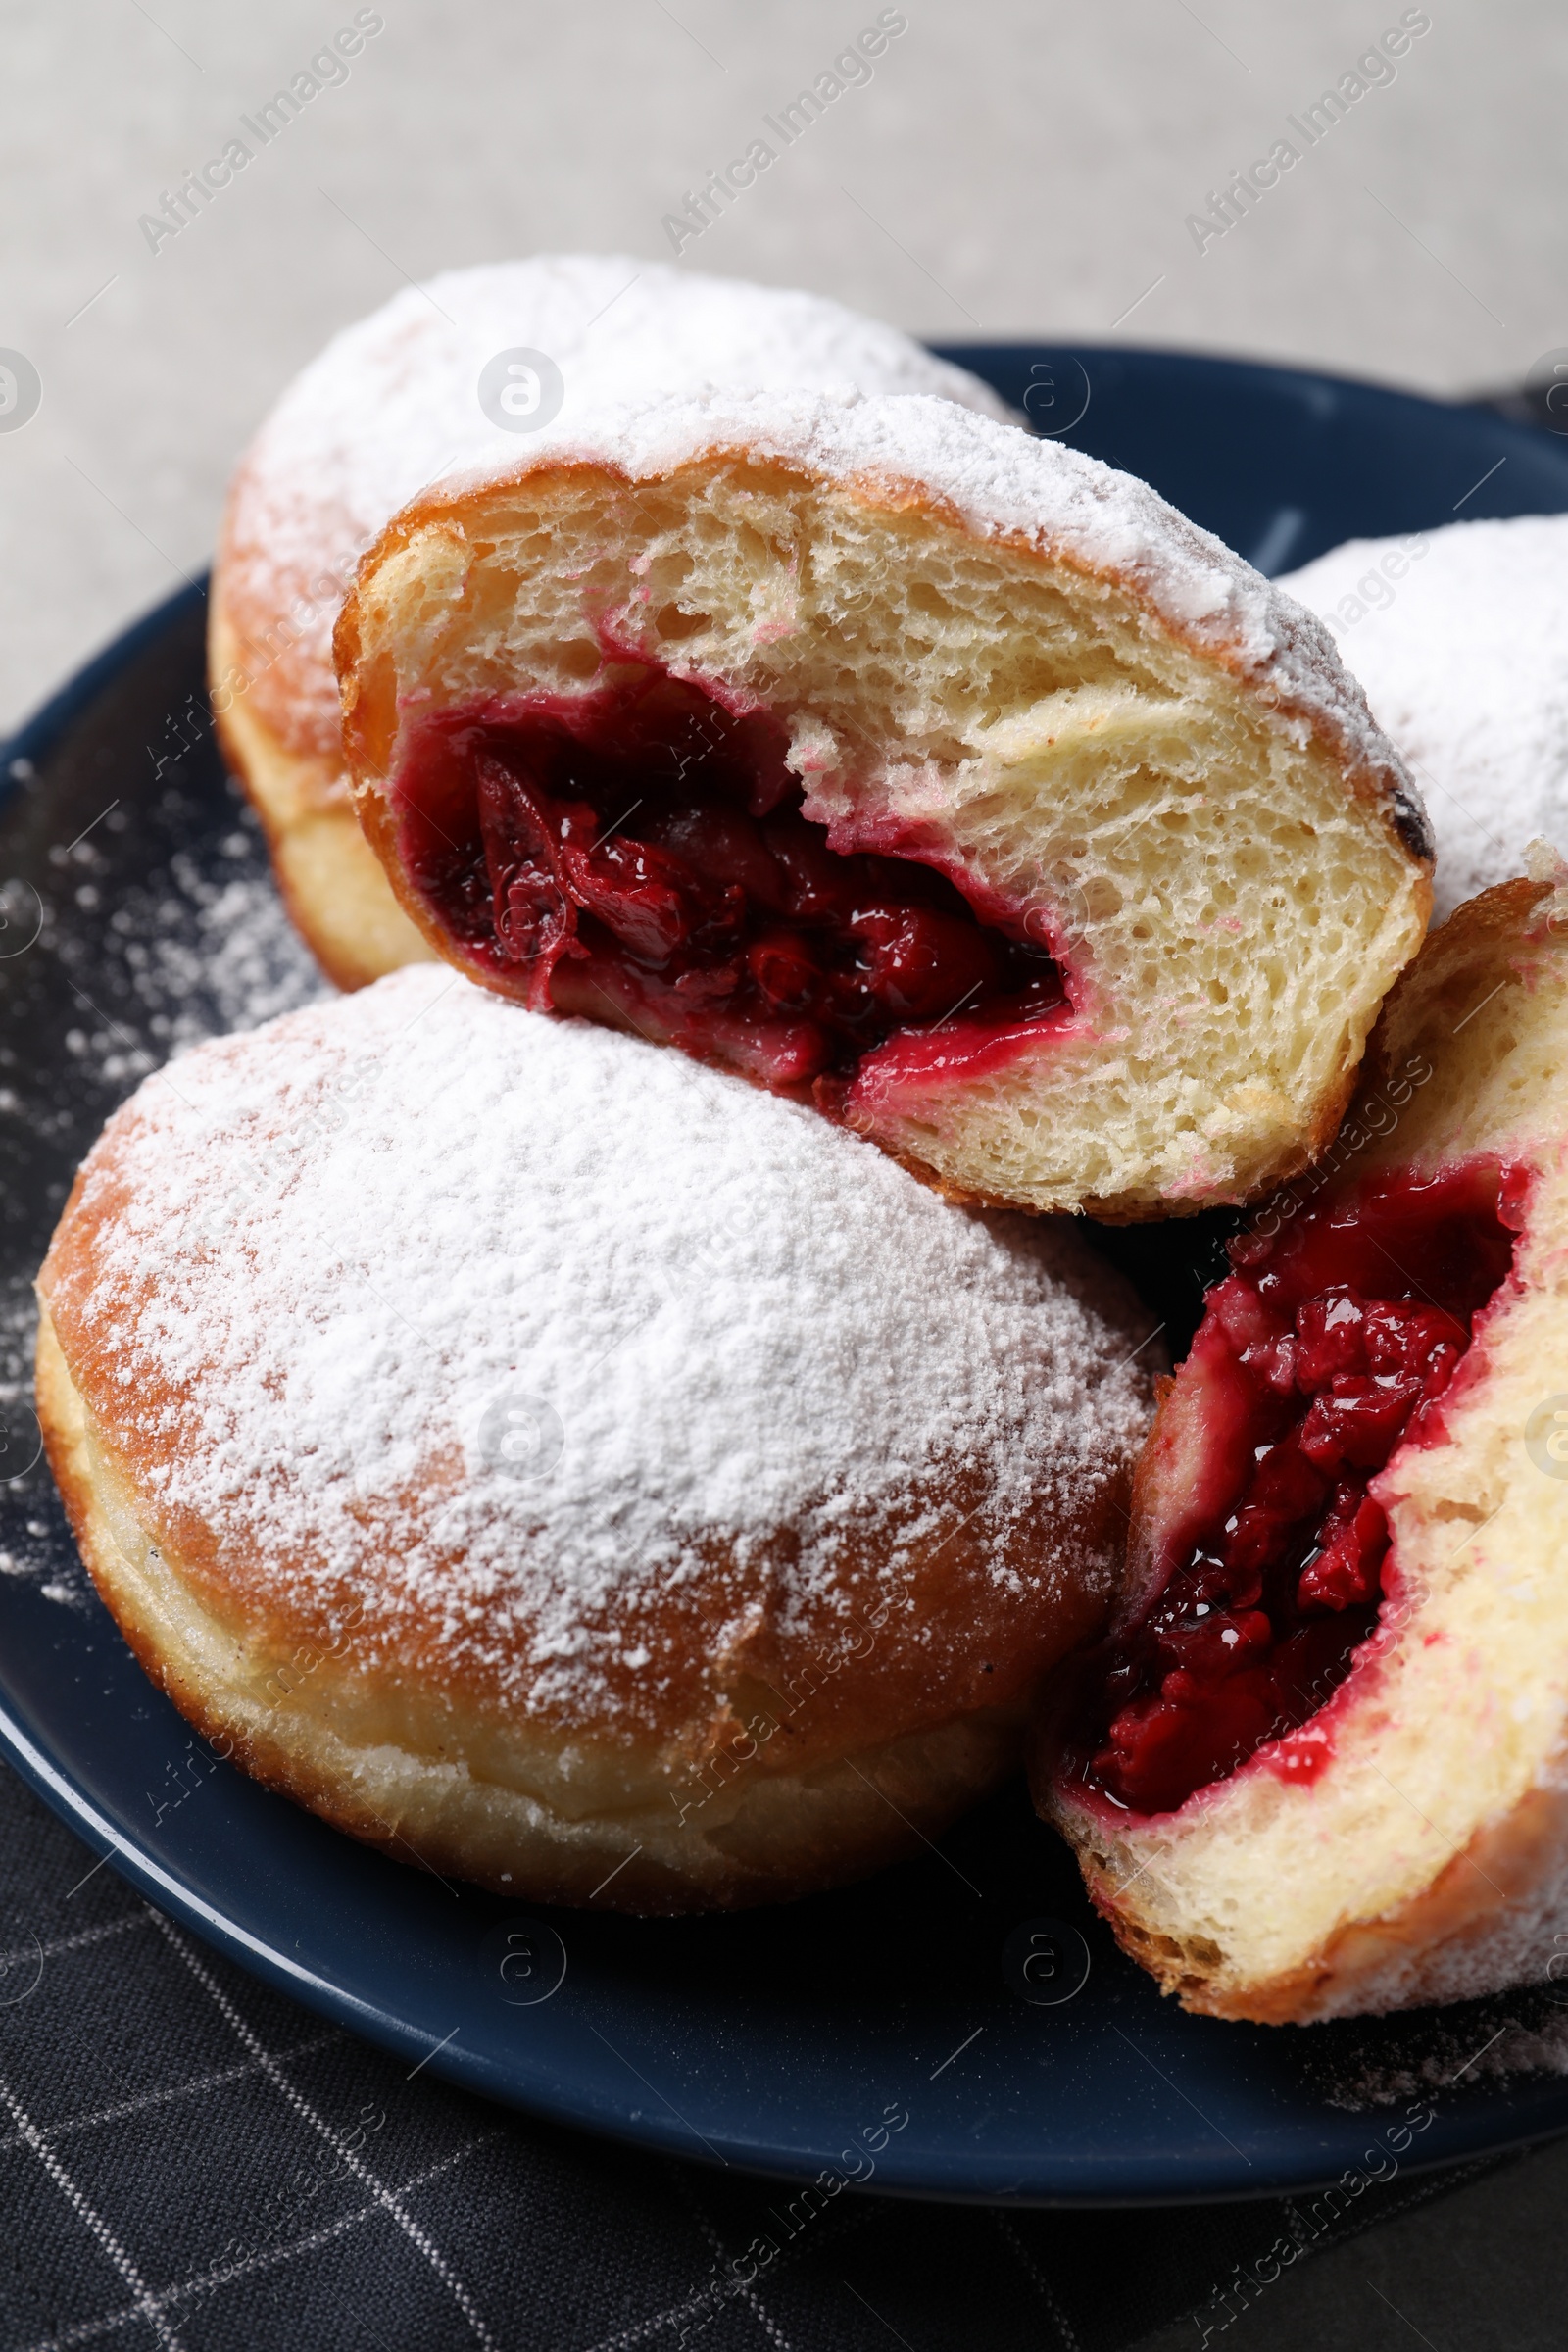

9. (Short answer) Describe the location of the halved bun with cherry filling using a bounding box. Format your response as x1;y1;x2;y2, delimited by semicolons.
211;255;1014;990
1035;861;1568;2019
336;388;1431;1220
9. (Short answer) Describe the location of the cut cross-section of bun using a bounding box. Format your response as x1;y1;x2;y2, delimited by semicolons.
336;387;1432;1220
1035;860;1568;2019
210;255;1014;990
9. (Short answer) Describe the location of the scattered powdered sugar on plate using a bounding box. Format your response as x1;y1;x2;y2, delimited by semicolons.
1313;1994;1568;2109
115;850;328;1040
0;810;324;1599
0;1268;79;1601
1281;514;1568;920
53;824;325;1089
50;966;1158;1723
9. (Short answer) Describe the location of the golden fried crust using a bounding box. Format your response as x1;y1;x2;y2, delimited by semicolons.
1065;1768;1568;2027
39;1300;1035;1909
35;1017;1135;1908
207;597;434;993
334;457;1430;996
39;1293;1111;1908
210;460;347;767
40;1121;1115;1757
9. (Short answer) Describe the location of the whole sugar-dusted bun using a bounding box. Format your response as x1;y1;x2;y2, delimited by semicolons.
1035;860;1568;2020
210;255;1014;989
336;386;1432;1221
36;967;1157;1912
1281;514;1568;922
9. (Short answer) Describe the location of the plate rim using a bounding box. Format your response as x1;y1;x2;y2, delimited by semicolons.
6;349;1568;2206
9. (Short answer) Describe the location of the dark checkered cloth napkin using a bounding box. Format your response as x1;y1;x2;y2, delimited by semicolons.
4;1760;1559;2352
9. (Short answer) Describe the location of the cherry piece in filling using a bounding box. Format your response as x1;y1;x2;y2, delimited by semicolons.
1059;1162;1520;1818
392;670;1070;1094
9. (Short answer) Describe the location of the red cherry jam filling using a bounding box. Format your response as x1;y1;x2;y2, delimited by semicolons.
1063;1163;1520;1818
393;671;1069;1093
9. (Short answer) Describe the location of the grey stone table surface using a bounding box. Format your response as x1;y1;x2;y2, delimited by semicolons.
1;0;1565;734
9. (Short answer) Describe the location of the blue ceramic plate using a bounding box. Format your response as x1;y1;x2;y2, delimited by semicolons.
4;349;1568;2205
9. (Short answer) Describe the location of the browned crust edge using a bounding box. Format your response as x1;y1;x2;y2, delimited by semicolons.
332;453;1429;1223
35;1299;1037;1914
206;593;432;995
1058;1772;1568;2027
336;450;1434;882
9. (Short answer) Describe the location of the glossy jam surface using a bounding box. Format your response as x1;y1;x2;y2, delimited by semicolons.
1063;1164;1519;1818
394;673;1068;1093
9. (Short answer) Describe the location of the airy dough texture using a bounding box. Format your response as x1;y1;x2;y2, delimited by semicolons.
209;255;1012;990
340;394;1431;1220
1037;868;1568;2020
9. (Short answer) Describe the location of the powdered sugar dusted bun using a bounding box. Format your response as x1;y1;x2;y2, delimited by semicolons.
36;966;1157;1911
210;255;1013;990
1281;514;1568;922
338;385;1431;1221
1035;866;1568;2020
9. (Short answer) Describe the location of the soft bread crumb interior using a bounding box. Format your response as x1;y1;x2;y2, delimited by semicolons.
1055;889;1568;2017
347;459;1428;1219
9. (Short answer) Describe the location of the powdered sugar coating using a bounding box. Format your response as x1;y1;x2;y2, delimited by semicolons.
414;382;1428;853
58;967;1156;1725
220;255;1014;753
1318;1996;1568;2106
1282;514;1568;920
